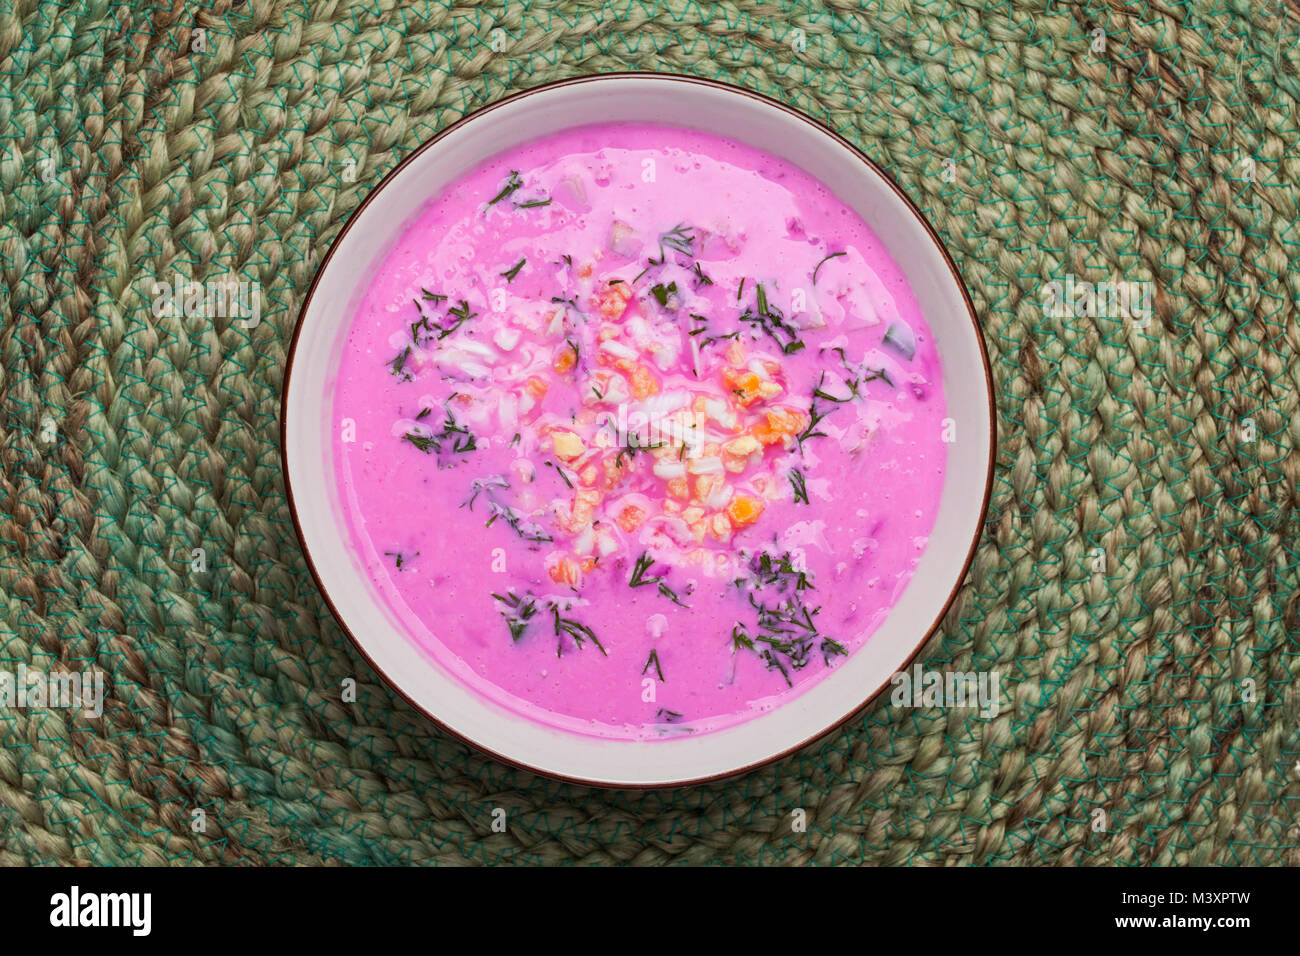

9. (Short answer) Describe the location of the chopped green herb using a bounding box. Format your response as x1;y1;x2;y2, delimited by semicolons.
437;300;476;339
496;591;604;655
550;604;605;657
790;468;809;504
544;460;573;488
658;223;694;257
729;550;838;686
493;589;538;642
402;431;435;453
403;405;478;461
820;637;847;664
642;649;665;682
484;502;552;543
628;552;690;606
387;346;412;380
740;284;804;355
650;281;678;307
488;170;522;205
657;581;689;608
421;288;448;304
731;624;755;653
501;258;526;282
796;391;834;451
693;262;713;287
514;197;551;209
464;474;510;509
812;250;846;284
701;329;740;348
629;552;660;588
813;370;857;403
614;433;666;469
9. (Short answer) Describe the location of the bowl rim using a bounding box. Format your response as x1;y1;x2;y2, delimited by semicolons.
280;71;996;789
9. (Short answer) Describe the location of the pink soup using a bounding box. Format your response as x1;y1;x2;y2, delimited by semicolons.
332;123;946;740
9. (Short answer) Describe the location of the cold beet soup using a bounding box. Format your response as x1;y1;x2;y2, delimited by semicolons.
332;123;947;739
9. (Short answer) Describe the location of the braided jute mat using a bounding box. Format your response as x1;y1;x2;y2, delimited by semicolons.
1;0;1298;866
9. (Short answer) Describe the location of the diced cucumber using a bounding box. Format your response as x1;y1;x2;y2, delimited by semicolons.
882;321;916;360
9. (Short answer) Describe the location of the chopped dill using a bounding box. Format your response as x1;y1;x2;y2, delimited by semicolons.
463;474;509;509
812;250;846;284
642;649;665;682
387;346;412;380
492;589;538;643
544;460;574;488
494;591;605;656
437;300;476;339
650;281;678;307
500;258;526;282
550;604;605;657
402;432;436;453
657;581;689;607
728;550;838;686
628;551;660;588
488;170;522;205
790;468;809;504
731;624;755;652
628;551;690;607
740;283;804;355
820;637;847;664
402;405;478;463
484;502;552;543
658;223;694;257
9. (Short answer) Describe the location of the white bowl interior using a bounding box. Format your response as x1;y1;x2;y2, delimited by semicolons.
285;76;992;787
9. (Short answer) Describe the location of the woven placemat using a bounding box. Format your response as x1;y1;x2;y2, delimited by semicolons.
1;0;1298;865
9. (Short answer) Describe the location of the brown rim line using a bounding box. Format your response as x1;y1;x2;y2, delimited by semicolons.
280;72;997;790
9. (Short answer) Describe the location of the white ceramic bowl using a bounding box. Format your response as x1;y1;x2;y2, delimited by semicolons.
283;74;994;788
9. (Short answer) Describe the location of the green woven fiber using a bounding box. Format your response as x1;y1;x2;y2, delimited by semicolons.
1;0;1298;866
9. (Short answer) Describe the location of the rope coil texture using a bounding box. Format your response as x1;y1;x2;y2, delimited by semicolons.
0;0;1297;865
